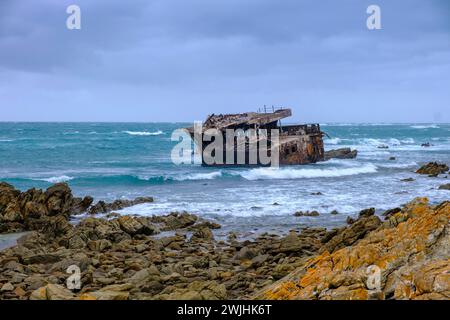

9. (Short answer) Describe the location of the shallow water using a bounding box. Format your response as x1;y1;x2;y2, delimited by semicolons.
0;232;29;251
0;122;449;234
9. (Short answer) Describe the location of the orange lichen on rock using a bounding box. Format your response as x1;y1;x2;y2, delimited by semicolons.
263;198;449;300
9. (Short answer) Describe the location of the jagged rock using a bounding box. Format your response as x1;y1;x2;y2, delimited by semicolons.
324;148;357;160
117;216;158;236
161;212;198;231
358;207;375;218
88;197;153;214
321;215;381;253
191;227;214;241
87;239;112;251
416;162;449;176
71;196;93;214
44;183;74;216
260;198;450;300
382;207;401;219
438;184;450;191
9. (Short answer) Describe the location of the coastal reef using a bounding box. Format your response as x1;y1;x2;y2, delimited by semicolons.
0;181;449;300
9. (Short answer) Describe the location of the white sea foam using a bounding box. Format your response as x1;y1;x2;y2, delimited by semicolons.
35;175;74;183
401;138;415;144
123;130;164;136
0;139;14;142
324;137;341;145
239;164;378;180
378;161;418;169
388;138;401;146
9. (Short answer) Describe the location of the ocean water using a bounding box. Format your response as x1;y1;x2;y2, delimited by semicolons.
0;122;449;236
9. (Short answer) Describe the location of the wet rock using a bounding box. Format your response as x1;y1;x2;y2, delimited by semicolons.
421;142;432;147
401;178;415;182
88;197;154;215
311;192;323;196
358;207;375;218
389;157;396;161
324;148;357;160
438;183;450;191
330;210;339;215
294;210;320;217
416;162;449;176
378;145;389;149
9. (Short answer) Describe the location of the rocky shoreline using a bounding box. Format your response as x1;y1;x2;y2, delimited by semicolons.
0;162;448;300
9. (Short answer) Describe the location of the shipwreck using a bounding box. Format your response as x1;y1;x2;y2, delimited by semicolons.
186;108;356;167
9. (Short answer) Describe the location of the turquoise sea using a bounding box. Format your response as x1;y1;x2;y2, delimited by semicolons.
0;122;449;235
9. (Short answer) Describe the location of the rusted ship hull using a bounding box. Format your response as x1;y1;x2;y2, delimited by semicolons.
186;108;326;167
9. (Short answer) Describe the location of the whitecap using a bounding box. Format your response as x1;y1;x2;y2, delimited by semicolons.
410;125;439;129
239;164;378;180
34;175;74;183
123;130;164;136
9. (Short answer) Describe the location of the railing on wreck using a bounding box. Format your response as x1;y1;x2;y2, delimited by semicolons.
279;124;322;136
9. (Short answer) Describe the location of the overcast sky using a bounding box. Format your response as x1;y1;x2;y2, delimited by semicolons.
0;0;449;122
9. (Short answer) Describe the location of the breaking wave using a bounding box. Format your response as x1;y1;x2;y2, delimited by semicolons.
239;164;378;180
123;130;164;136
173;171;222;181
33;175;74;183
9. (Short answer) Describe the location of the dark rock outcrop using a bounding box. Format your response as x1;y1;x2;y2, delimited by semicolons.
416;162;449;176
324;148;357;160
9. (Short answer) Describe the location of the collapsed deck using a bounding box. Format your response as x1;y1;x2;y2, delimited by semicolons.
186;108;325;166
